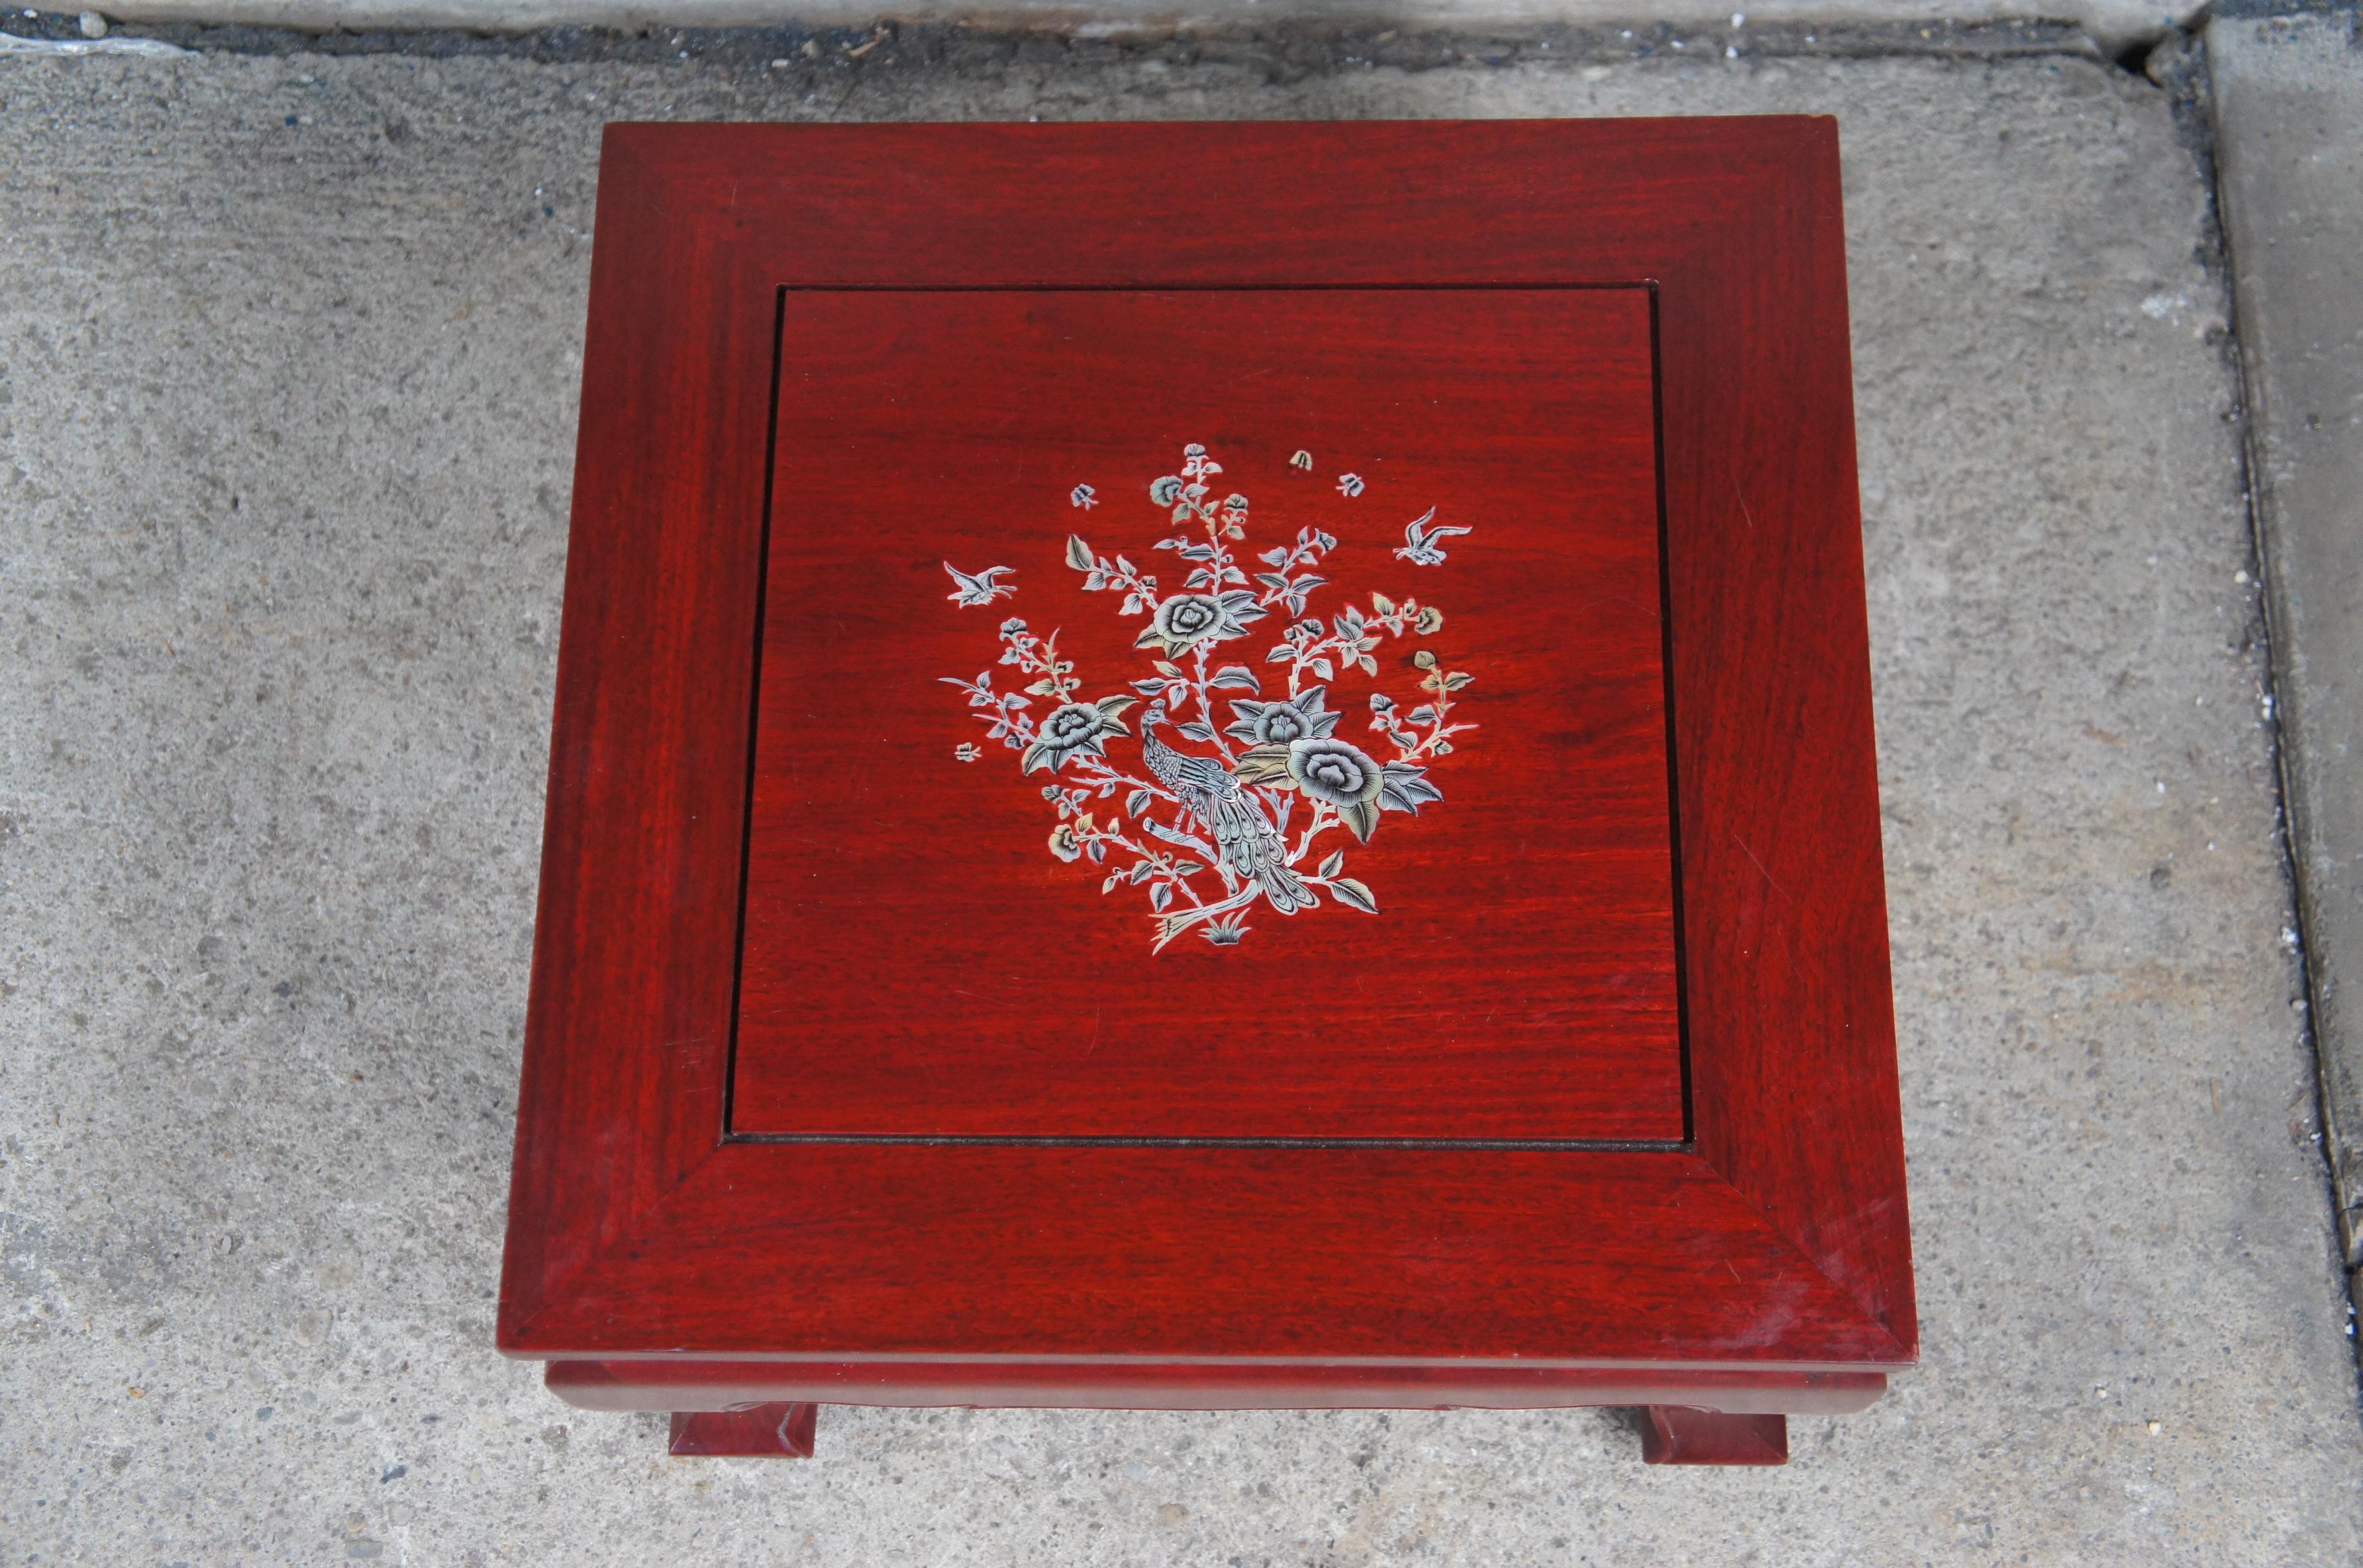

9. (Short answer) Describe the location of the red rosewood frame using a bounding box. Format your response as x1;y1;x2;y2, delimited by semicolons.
497;119;1915;1466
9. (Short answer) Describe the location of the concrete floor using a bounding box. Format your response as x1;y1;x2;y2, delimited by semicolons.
3;24;2360;1567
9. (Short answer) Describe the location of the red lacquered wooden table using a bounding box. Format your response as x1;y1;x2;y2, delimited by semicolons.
497;118;1915;1467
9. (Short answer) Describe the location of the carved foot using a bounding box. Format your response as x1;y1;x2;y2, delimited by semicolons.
668;1402;818;1457
1639;1406;1787;1465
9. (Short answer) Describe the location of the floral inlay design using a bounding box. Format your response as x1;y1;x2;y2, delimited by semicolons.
940;442;1478;950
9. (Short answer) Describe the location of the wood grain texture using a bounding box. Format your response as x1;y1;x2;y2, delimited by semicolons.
499;119;1917;1393
737;285;1679;1140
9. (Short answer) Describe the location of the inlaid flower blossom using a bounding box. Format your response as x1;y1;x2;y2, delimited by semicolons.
1020;695;1136;775
1288;734;1385;812
941;440;1480;950
1136;590;1264;657
1224;686;1340;748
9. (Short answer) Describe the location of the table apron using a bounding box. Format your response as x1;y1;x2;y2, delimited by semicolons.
544;1359;1887;1415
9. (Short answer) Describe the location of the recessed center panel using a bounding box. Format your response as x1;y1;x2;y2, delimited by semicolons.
730;287;1680;1142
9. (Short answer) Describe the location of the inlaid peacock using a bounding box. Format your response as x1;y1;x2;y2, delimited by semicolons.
1138;716;1315;916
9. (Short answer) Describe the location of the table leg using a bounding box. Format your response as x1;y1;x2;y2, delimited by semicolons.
1639;1406;1788;1465
668;1402;819;1457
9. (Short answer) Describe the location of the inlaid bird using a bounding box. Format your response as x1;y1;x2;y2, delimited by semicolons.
942;562;1017;607
1393;507;1472;566
1140;716;1314;915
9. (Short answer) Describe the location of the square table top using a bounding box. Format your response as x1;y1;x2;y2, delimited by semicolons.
499;117;1917;1392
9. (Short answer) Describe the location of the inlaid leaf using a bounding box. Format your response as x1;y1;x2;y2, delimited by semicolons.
1066;534;1095;571
1319;849;1345;879
1378;761;1444;813
1329;877;1379;914
1232;746;1293;785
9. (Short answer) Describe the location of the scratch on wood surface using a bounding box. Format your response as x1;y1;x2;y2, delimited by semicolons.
1733;834;1795;904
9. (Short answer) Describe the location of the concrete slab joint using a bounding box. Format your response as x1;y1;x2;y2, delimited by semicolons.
2207;5;2363;1273
3;0;2215;65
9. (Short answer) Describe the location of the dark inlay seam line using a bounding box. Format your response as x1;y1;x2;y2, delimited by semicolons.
773;282;1660;293
719;284;791;1141
1645;279;1697;1148
726;1134;1692;1152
